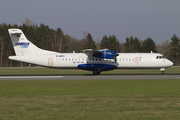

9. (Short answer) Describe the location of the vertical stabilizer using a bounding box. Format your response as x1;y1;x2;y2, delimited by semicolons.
8;29;56;56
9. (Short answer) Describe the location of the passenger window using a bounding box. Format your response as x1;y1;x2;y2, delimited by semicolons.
129;58;131;61
156;56;158;59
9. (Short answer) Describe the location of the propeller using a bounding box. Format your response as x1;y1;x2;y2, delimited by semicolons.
114;50;119;62
114;44;121;63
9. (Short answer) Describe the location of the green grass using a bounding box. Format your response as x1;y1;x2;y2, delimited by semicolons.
0;80;180;120
1;95;180;120
0;80;180;95
0;67;180;120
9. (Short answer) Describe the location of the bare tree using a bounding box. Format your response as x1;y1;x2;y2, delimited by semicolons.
49;32;64;52
162;39;170;48
95;42;100;50
25;18;34;26
65;35;80;53
157;39;171;57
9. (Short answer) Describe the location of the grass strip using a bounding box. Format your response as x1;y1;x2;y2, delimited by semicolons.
0;95;180;120
0;80;180;95
0;80;180;119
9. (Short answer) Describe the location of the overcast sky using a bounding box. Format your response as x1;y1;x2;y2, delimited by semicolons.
1;0;180;45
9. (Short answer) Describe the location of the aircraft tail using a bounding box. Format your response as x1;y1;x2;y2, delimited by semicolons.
8;28;56;56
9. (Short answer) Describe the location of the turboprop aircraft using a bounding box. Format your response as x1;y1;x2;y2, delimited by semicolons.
8;28;173;75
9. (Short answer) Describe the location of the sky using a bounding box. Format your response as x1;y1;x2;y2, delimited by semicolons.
1;0;180;45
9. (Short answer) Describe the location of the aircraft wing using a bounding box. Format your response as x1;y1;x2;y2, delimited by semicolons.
83;49;119;62
82;49;102;57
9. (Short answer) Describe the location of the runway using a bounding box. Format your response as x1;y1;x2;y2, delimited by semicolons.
0;74;180;80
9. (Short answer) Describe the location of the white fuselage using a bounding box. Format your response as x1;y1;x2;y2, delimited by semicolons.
8;28;174;74
9;53;173;69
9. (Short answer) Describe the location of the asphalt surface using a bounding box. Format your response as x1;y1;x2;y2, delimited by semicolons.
0;74;180;80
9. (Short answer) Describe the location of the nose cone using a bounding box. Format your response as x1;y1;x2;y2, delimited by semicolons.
168;60;174;66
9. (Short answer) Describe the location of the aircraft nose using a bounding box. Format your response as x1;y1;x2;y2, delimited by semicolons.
168;60;174;66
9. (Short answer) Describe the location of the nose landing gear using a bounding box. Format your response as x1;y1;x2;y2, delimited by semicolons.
160;68;165;74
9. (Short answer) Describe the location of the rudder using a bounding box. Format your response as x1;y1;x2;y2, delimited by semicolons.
8;28;56;56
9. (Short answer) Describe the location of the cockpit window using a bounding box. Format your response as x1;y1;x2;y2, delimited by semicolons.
156;56;166;59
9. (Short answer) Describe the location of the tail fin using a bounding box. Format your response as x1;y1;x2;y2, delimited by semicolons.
8;28;56;56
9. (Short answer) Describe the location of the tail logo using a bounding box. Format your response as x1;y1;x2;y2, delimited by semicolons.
16;42;30;48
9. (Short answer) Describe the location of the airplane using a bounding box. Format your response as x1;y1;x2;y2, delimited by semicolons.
8;28;173;75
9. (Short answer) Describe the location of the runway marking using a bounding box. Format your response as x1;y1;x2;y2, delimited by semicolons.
0;76;64;79
0;74;180;80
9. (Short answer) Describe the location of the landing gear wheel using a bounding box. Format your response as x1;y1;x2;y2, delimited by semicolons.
160;68;165;74
93;69;101;75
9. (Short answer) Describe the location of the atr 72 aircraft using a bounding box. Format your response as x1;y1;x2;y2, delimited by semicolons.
8;28;173;75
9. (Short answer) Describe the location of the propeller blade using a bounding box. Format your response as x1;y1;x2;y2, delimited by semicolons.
114;50;119;62
115;56;117;62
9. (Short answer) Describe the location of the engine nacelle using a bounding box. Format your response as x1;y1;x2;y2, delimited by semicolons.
93;49;118;59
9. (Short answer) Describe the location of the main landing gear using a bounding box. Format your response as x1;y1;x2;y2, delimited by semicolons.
160;68;165;74
93;68;102;75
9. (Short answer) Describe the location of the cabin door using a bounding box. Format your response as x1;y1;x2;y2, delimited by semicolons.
48;58;53;66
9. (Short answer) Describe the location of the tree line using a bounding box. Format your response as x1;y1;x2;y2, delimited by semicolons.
0;22;179;66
